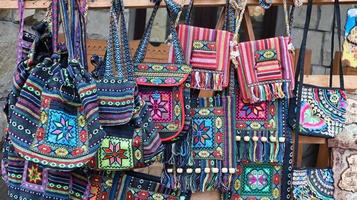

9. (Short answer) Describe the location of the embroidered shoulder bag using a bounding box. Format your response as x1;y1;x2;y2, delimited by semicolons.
291;1;336;199
168;0;233;91
8;0;106;169
93;0;136;126
87;0;163;171
230;0;295;104
288;0;347;138
133;0;192;142
342;8;357;68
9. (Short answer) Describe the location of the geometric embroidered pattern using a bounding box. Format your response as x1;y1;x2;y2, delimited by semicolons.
30;96;90;162
139;87;182;136
233;163;282;200
98;137;133;170
140;91;173;123
191;107;225;160
236;93;278;131
46;110;78;147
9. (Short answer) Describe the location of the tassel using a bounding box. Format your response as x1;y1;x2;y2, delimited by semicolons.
250;87;259;103
253;133;257;162
277;82;285;98
194;71;200;88
274;139;279;162
258;85;265;101
205;72;210;89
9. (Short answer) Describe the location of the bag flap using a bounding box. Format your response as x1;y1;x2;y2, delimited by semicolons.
134;63;191;86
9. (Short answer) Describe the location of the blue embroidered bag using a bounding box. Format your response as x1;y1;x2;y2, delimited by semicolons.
291;1;337;200
93;0;136;126
288;0;346;138
133;0;192;143
8;0;105;169
88;0;163;171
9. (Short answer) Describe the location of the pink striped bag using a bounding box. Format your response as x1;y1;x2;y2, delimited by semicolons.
231;37;295;103
230;0;295;103
169;24;233;91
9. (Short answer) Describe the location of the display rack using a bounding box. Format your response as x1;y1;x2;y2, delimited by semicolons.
0;0;355;9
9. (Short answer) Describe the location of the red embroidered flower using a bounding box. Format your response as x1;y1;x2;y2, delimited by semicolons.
236;123;247;129
133;136;141;148
213;108;224;115
137;191;149;200
138;64;149;70
167;197;177;200
273;174;280;185
126;191;133;200
38;144;51;154
167;65;178;71
36;128;45;141
215;132;223;143
213;150;222;158
72;147;84;156
247;197;256;200
80;130;88;142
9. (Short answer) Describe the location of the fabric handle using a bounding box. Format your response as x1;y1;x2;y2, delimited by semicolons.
294;0;344;90
292;0;312;168
16;0;25;64
104;0;134;80
133;0;185;64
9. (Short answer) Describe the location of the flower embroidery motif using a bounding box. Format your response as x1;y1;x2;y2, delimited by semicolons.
193;120;211;146
148;92;170;120
27;165;42;184
241;104;265;118
52;117;74;142
102;141;128;166
247;169;268;190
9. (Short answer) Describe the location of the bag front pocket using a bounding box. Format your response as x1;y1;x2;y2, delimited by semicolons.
135;63;191;142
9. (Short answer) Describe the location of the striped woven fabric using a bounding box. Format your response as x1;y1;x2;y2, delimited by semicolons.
169;24;232;91
231;36;295;103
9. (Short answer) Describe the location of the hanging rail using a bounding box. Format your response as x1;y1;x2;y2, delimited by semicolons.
0;0;355;9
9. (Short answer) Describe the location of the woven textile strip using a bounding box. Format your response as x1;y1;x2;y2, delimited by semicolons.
162;96;236;193
87;171;191;200
169;24;232;91
232;36;295;103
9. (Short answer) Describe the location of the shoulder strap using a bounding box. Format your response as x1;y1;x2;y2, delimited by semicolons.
293;0;312;168
133;0;185;64
104;0;133;80
16;0;25;64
